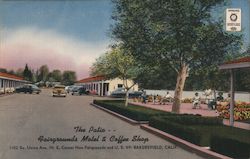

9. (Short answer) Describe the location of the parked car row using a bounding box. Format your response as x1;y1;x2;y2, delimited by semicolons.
65;85;89;95
52;85;91;97
110;88;143;98
14;84;142;98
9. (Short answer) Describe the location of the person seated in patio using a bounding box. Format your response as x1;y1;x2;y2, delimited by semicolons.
192;92;201;109
153;94;161;104
219;93;231;107
208;92;225;110
160;91;173;105
217;92;224;101
147;95;153;102
225;93;231;102
141;90;147;104
216;92;224;106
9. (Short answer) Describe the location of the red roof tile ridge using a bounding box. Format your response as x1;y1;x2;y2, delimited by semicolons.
0;72;24;80
77;75;106;83
224;56;250;64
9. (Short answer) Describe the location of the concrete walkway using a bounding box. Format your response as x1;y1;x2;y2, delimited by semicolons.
130;102;250;130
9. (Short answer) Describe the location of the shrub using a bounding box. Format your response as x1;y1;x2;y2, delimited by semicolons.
160;115;223;125
93;100;170;121
149;116;202;145
211;135;250;159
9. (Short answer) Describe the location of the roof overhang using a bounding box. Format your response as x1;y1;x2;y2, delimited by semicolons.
219;62;250;70
0;76;24;82
219;56;250;70
77;75;106;83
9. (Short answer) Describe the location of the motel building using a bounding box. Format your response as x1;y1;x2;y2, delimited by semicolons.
76;75;139;96
0;72;29;94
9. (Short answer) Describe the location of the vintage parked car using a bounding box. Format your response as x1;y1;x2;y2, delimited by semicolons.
110;88;142;98
15;84;41;94
52;85;67;97
71;86;89;95
65;85;75;93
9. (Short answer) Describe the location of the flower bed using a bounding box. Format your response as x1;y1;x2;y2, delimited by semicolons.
217;102;250;120
181;98;193;103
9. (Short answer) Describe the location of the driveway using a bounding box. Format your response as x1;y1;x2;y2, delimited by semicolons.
0;89;203;159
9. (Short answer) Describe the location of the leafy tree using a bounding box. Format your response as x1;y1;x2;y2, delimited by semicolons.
8;70;15;75
111;0;242;113
48;70;62;82
185;66;230;101
137;64;177;90
235;69;250;92
91;45;139;106
38;65;49;82
62;71;76;86
246;45;250;55
16;68;24;77
0;68;7;73
23;64;33;81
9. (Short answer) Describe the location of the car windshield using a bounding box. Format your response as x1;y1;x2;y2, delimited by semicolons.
115;88;125;92
73;86;81;89
31;85;39;89
54;85;65;89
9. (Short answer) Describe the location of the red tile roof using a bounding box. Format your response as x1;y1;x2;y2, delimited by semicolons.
77;75;106;83
224;56;250;64
0;72;24;80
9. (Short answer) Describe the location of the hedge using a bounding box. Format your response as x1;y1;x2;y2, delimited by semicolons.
211;135;250;159
159;115;223;126
94;100;250;158
93;100;171;121
149;116;202;145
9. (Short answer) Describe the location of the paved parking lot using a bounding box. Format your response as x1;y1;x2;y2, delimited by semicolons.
0;89;204;159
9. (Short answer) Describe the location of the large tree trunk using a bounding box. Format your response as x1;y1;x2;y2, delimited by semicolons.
125;90;129;107
172;64;189;113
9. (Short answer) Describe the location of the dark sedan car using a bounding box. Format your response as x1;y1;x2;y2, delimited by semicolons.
71;86;89;95
15;84;41;94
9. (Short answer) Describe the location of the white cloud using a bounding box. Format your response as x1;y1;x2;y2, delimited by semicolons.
0;26;109;78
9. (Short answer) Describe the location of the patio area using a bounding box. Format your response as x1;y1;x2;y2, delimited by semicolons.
129;101;250;130
130;101;219;117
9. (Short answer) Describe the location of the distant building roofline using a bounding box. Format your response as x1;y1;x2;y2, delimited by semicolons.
0;72;24;81
77;75;106;83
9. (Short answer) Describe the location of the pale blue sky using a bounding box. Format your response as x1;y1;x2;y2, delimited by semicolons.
0;0;249;79
1;0;249;45
0;0;113;42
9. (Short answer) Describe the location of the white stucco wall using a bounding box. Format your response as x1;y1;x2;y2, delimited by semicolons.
76;78;138;96
106;78;138;94
145;89;250;102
